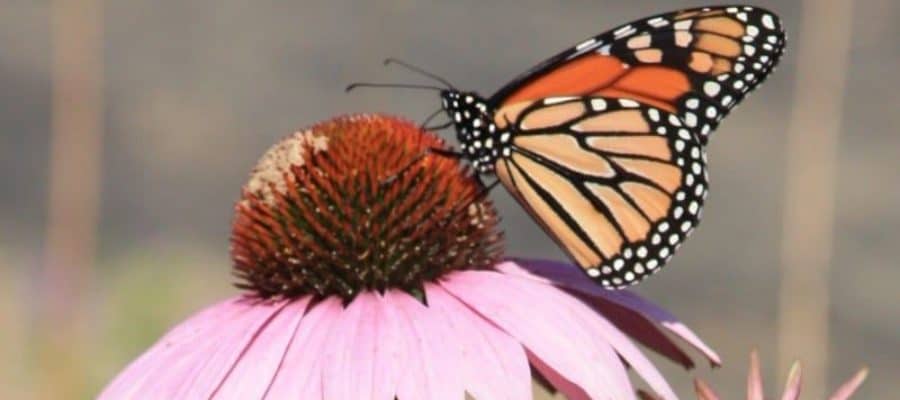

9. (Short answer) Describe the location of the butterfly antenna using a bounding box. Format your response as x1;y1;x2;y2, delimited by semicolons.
384;58;456;90
419;108;443;129
424;121;453;131
345;82;445;92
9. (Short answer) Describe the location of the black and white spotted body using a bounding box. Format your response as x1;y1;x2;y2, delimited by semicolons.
440;90;505;174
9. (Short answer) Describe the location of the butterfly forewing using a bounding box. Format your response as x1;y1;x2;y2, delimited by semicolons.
436;5;785;287
489;5;785;144
494;96;707;288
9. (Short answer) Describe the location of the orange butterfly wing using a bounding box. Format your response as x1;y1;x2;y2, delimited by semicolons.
490;5;785;144
494;96;706;288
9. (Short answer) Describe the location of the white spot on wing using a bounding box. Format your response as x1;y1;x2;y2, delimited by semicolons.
618;98;639;108
703;81;721;96
674;20;692;30
747;25;760;37
762;14;776;30
575;38;598;51
614;24;637;38
648;17;669;28
544;96;577;105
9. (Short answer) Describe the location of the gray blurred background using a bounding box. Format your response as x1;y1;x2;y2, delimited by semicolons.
1;0;897;398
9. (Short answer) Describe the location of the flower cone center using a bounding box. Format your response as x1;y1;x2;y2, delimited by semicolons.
231;114;503;300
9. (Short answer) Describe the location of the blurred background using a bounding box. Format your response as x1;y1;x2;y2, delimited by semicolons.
1;0;897;398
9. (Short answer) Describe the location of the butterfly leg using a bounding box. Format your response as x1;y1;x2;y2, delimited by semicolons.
428;147;464;158
471;177;501;200
379;146;465;187
426;178;501;233
422;122;453;131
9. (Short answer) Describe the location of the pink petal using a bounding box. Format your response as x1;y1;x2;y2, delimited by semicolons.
500;259;721;366
212;297;311;399
265;297;343;399
563;296;678;399
502;267;678;399
582;294;694;368
173;299;288;399
828;367;868;400
387;290;466;400
747;350;765;400
369;294;407;399
443;269;636;400
99;296;247;398
693;379;721;400
321;292;403;400
100;296;286;399
780;361;802;400
425;283;532;400
528;352;592;400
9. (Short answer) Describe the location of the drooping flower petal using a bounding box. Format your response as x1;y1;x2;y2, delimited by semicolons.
498;264;679;399
100;298;239;398
780;362;802;400
100;297;286;399
529;352;592;400
265;297;343;399
693;379;721;400
500;259;721;366
388;290;466;400
424;283;532;400
582;293;694;368
747;350;765;400
102;260;717;400
443;269;635;400
175;300;289;399
213;297;310;399
689;351;867;400
828;368;869;400
320;292;383;400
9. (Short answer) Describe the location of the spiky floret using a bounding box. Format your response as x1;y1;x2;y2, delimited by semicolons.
231;114;503;300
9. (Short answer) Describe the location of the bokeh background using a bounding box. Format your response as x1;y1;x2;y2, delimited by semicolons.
2;0;897;398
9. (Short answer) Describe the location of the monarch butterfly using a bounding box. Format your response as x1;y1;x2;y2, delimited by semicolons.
353;5;785;288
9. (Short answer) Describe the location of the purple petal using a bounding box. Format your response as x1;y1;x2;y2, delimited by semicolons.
265;297;343;399
780;361;802;400
500;259;722;366
747;350;764;400
425;283;532;400
212;297;311;399
100;296;286;399
443;269;636;400
387;290;466;400
828;367;869;400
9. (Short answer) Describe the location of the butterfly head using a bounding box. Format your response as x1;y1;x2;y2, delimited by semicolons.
439;90;504;174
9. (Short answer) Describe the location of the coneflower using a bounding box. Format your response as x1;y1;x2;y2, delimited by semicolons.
100;114;719;399
691;351;867;400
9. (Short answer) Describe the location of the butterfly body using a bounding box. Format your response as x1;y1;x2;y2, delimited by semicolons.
440;90;505;174
434;5;785;288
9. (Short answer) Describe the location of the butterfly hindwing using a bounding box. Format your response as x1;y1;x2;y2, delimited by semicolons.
489;5;785;145
437;5;785;288
493;96;707;288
